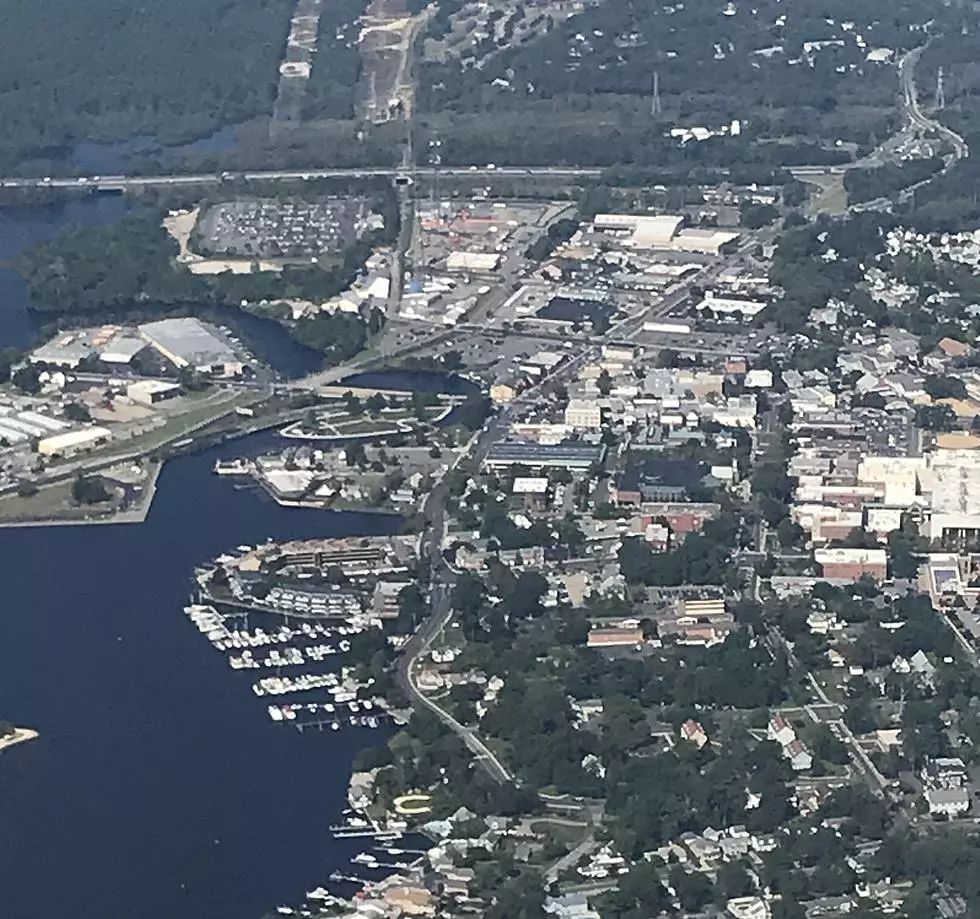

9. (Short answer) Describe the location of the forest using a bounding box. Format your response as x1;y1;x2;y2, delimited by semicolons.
414;0;942;167
12;198;396;364
0;0;297;170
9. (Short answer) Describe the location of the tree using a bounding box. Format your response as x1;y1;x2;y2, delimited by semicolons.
670;865;714;911
11;364;43;395
62;401;91;423
597;369;613;396
344;392;363;415
915;404;957;431
71;474;110;505
365;393;387;416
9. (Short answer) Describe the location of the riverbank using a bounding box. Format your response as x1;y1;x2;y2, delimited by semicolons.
0;727;39;753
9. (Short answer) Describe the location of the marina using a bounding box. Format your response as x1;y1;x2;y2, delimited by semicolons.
183;603;389;730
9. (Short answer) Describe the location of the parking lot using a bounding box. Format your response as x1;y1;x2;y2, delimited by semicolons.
197;197;382;259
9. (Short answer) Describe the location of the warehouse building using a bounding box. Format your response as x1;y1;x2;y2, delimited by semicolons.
30;332;97;368
37;426;112;458
138;318;242;376
100;336;148;366
126;380;182;406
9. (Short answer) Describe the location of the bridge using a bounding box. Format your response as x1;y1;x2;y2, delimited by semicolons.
312;384;466;401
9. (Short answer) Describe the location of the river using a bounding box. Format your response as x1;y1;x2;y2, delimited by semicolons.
0;200;409;919
0;434;405;919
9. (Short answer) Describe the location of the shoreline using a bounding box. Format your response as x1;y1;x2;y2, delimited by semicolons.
0;727;39;753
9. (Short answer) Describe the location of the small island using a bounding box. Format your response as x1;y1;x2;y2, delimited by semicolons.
0;722;38;753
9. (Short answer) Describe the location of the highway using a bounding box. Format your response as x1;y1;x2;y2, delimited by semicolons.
0;165;605;192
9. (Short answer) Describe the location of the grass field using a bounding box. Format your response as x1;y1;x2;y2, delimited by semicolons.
804;171;850;217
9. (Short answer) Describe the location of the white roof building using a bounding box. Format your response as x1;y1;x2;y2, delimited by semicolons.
512;477;549;495
445;251;500;273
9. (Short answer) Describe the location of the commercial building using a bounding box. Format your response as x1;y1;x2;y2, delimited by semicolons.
100;336;148;365
37;426;112;458
30;332;97;368
658;598;735;646
594;213;684;248
126;380;182;406
231;536;414;578
586;627;644;649
615;458;711;505
695;292;767;321
814;547;888;582
138;318;242;375
564;399;602;431
484;441;606;471
512;477;549;495
926;449;980;542
856;455;925;507
445;251;500;273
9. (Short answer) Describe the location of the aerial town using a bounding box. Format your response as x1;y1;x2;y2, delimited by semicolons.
9;1;980;919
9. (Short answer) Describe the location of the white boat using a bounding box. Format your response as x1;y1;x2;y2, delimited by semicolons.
268;706;284;722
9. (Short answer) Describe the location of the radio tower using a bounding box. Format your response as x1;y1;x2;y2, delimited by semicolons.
651;71;663;117
935;67;946;110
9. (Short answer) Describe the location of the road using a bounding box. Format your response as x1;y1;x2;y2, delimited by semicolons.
392;347;596;784
898;46;969;161
764;622;889;798
3;165;605;192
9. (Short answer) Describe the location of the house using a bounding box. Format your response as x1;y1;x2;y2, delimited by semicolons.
680;719;709;748
490;382;518;403
382;884;437;915
768;714;797;746
925;788;971;818
545;892;601;919
784;739;813;771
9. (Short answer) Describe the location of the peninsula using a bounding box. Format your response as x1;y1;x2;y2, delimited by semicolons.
0;725;39;754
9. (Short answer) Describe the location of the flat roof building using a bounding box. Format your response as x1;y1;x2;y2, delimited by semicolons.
927;449;980;542
127;380;182;406
814;547;888;582
586;627;644;649
100;336;148;365
484;441;606;470
37;426;112;458
445;251;500;273
138;318;240;374
564;399;602;431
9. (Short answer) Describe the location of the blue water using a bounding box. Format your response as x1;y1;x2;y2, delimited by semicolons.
0;435;403;919
339;370;479;395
